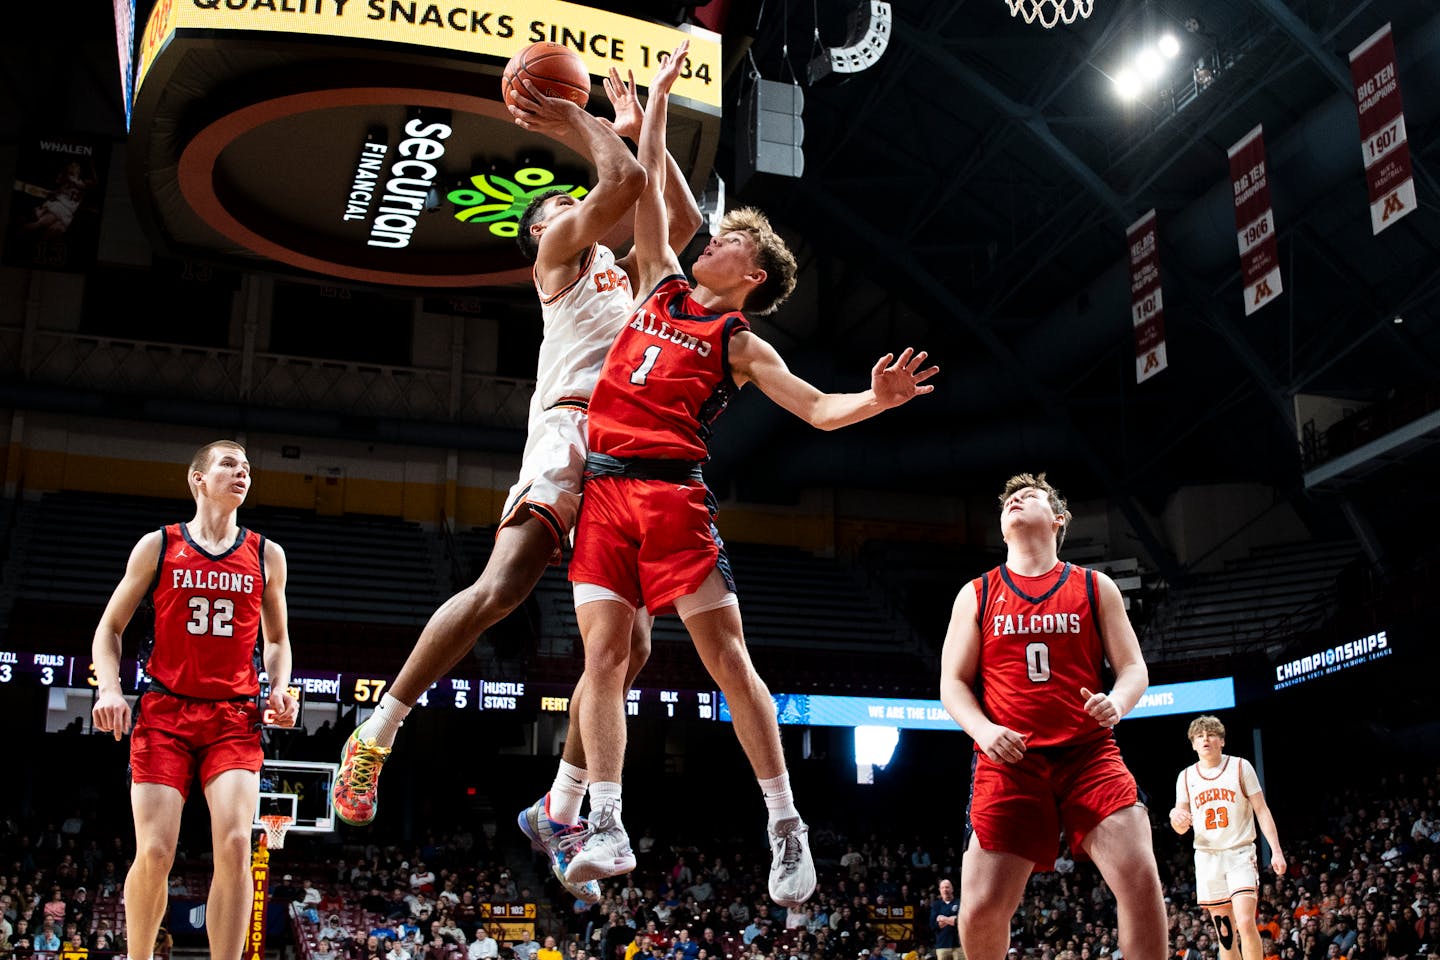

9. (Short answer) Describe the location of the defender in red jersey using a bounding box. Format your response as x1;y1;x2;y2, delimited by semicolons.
940;473;1165;960
561;50;938;908
92;441;297;960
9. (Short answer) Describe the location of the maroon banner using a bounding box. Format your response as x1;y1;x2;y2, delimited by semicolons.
3;135;110;272
1350;23;1415;234
246;844;270;960
1127;209;1166;383
1227;125;1282;316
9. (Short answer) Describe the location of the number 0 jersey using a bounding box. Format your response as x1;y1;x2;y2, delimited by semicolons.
1177;755;1261;850
586;275;750;461
143;523;266;700
971;561;1107;749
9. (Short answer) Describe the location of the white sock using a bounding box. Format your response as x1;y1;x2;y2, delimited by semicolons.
360;693;411;748
587;781;624;827
758;773;800;825
549;760;589;825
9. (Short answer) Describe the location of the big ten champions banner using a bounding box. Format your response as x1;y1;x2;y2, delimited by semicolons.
1227;125;1282;316
1350;23;1415;234
1127;209;1166;384
3;136;110;272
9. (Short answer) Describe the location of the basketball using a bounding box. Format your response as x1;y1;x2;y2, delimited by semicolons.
502;42;591;110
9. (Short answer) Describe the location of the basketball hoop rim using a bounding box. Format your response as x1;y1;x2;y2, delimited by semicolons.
258;813;295;850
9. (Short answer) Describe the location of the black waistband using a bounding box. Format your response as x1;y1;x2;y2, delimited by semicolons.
145;679;252;705
585;452;705;483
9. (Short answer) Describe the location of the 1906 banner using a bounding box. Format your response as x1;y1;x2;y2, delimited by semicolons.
1350;23;1415;234
1227;125;1282;316
1127;209;1166;384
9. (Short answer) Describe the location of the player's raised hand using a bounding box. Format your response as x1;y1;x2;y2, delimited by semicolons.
268;686;300;728
650;39;690;97
1080;686;1121;727
1169;806;1193;833
92;689;131;742
975;721;1027;764
871;348;939;409
602;67;643;141
508;78;584;134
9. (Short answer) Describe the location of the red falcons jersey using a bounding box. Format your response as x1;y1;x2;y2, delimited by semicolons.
143;523;266;699
971;562;1108;749
586;275;750;460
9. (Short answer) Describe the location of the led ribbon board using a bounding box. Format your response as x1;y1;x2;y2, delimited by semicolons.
129;0;720;287
718;677;1238;731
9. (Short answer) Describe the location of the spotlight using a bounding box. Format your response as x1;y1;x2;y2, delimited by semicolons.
1158;33;1181;58
1137;47;1165;80
1394;316;1404;324
1114;67;1142;100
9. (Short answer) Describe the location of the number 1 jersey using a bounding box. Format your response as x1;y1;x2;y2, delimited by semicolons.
586;275;750;461
971;562;1108;749
143;523;266;700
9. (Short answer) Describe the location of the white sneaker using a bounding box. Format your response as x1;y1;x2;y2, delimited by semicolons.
562;806;636;883
516;794;601;904
768;817;816;908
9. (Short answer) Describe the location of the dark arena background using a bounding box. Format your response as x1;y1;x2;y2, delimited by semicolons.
0;2;1437;960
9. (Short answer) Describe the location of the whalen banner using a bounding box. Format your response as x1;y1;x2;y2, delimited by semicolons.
1349;23;1415;235
1127;209;1167;384
4;136;110;272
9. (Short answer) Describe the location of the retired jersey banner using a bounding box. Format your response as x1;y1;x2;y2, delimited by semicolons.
1127;209;1167;383
3;136;110;273
1227;125;1282;316
1350;23;1415;234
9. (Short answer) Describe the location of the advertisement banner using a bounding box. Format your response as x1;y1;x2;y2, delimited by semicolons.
1350;23;1415;234
245;844;270;960
1227;125;1282;316
1127;209;1167;383
3;136;110;272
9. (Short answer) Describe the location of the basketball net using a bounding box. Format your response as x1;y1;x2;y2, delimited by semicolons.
1006;0;1094;29
258;814;294;851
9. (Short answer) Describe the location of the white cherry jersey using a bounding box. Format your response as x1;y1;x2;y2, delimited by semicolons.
1177;754;1263;851
531;244;633;416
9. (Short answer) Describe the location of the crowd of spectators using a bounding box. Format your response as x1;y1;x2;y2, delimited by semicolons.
2;765;1435;960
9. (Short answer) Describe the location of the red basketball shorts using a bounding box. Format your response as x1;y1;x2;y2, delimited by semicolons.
967;735;1140;870
569;475;720;616
130;692;263;799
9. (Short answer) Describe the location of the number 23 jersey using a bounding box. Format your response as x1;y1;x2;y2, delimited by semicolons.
586;275;750;461
1178;755;1260;850
971;561;1107;749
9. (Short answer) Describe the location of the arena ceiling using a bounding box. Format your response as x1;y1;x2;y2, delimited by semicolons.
3;0;1438;569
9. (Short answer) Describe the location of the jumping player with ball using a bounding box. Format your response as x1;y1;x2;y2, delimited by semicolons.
331;40;702;906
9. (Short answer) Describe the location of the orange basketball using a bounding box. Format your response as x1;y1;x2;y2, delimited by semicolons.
502;42;591;110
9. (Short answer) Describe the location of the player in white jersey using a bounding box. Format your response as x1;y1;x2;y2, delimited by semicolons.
332;61;701;903
1170;715;1286;960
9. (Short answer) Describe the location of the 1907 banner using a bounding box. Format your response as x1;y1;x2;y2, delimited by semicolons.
1127;209;1167;384
1227;125;1282;316
1350;23;1415;234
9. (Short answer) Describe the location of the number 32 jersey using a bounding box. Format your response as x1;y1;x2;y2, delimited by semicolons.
971;561;1107;749
143;523;266;700
586;275;750;461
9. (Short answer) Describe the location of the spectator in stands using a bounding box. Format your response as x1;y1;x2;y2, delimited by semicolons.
670;930;699;960
911;847;932;871
315;938;339;960
322;915;351;944
42;890;64;928
387;936;412;960
12;933;31;960
33;921;58;953
624;934;651;960
412;864;437;894
930;879;961;960
471;931;499;960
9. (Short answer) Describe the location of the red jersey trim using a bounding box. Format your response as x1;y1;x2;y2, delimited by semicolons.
535;244;598;306
178;523;251;562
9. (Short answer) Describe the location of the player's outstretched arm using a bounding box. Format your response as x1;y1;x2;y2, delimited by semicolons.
1081;572;1149;726
731;336;938;431
508;80;646;275
1170;772;1193;834
91;531;162;740
631;40;690;297
940;582;1027;764
602;66;703;260
260;539;298;727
